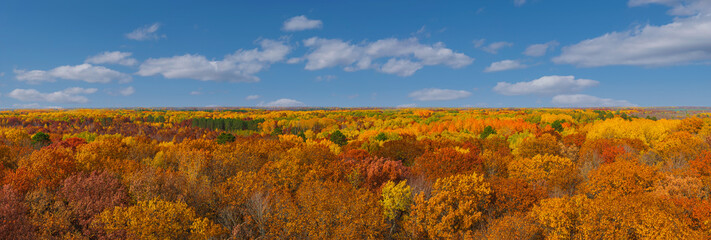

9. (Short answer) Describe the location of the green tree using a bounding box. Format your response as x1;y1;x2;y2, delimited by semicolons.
480;126;496;139
375;132;389;141
551;120;565;132
330;130;347;146
31;132;51;148
216;133;236;144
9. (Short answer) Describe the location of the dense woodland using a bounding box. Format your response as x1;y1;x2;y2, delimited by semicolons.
2;108;711;239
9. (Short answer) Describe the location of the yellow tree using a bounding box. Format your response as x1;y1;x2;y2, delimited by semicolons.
508;154;573;186
93;198;225;240
292;180;386;239
406;172;490;239
380;180;412;237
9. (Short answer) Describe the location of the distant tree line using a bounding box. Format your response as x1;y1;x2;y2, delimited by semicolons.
191;118;264;131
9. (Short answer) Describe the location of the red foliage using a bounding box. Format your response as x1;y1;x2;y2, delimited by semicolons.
0;185;34;240
340;149;371;162
59;171;130;234
580;139;639;164
375;135;425;166
562;133;586;148
690;151;711;177
413;147;482;181
342;156;410;191
49;137;88;152
490;177;546;216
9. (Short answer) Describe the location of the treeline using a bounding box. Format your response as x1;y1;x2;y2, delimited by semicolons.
191;118;264;132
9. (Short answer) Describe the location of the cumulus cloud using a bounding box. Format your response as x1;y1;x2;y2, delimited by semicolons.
524;41;559;57
629;0;711;16
119;86;135;96
246;95;260;100
259;98;306;107
282;15;323;31
302;37;473;76
554;1;711;67
494;75;599;95
137;39;290;82
397;103;417;108
484;60;528;72
12;103;63;109
86;51;138;66
514;0;527;6
408;88;472;101
126;23;164;41
475;40;513;54
15;64;131;84
315;75;337;81
8;87;97;104
552;94;636;107
380;59;423;76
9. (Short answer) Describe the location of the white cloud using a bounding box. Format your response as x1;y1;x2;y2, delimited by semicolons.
473;39;486;48
14;70;51;83
554;2;711;67
286;58;302;64
524;41;559;57
380;59;423;76
12;103;63;109
126;23;164;41
494;75;599;95
189;91;202;95
629;0;711;16
302;37;473;76
514;0;527;6
484;59;528;72
8;87;97;104
476;41;513;54
397;103;417;108
259;98;306;107
246;95;260;100
282;15;323;31
315;75;337;81
408;88;472;101
552;94;636;107
14;64;131;84
119;86;135;96
86;51;137;66
137;39;290;82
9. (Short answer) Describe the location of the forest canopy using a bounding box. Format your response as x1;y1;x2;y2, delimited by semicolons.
1;107;711;239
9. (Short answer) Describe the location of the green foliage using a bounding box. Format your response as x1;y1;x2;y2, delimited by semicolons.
375;132;389;141
216;133;236;144
272;125;283;136
191;118;264;131
31;132;51;147
480;126;496;139
330;130;348;146
551;120;565;132
63;131;98;142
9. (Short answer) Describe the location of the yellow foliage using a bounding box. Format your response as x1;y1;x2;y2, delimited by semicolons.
540;114;575;124
509;154;573;183
407;173;490;239
94;198;225;240
380;180;412;221
586;118;679;146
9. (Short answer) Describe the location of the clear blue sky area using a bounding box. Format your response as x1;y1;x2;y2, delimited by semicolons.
1;0;709;108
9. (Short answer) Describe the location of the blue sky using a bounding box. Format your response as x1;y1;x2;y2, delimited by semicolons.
1;0;710;108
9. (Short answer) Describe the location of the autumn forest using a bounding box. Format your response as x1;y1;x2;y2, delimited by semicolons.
2;108;711;239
